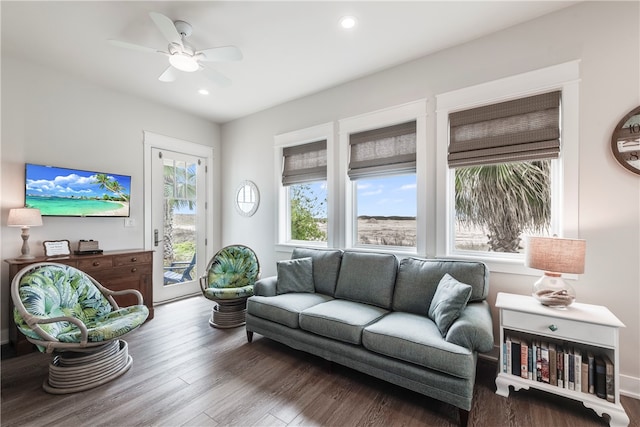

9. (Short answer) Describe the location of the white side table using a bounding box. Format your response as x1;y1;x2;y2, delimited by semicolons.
495;292;629;427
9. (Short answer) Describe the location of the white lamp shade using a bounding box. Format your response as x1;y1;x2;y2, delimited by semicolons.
525;236;586;274
8;208;43;227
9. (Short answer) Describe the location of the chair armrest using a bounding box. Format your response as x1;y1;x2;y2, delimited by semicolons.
254;276;277;296
445;300;494;353
29;315;90;346
105;288;145;306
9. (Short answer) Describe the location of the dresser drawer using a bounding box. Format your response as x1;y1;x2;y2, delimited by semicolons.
502;309;615;347
113;252;152;267
78;257;111;272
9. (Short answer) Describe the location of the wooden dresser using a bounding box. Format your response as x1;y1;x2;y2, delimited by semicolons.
5;249;154;356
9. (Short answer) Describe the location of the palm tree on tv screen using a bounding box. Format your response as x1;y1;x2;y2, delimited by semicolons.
454;160;551;252
93;174;129;201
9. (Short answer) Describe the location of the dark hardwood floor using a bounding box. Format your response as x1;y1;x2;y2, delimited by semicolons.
2;296;638;426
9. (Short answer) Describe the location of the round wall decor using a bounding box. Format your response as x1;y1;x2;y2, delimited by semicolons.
611;105;640;175
235;180;260;217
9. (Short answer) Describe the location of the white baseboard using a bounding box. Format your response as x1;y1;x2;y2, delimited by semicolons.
620;374;640;400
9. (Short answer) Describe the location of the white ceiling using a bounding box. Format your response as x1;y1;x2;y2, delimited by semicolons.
2;1;578;123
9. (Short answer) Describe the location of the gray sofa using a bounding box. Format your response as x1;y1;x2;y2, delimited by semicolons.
245;248;494;425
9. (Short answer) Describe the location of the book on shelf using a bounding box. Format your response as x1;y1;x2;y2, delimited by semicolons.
581;351;589;393
549;343;557;386
587;352;595;394
540;342;550;384
512;338;521;376
604;355;615;403
520;341;529;379
574;348;582;392
501;335;615;402
595;356;606;399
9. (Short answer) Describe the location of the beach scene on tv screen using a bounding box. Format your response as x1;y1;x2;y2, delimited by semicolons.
25;164;131;217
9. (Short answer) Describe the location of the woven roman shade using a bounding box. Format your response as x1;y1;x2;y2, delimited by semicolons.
282;140;327;186
348;121;416;179
448;91;561;168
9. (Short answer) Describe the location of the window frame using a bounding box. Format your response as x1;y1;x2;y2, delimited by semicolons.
275;122;335;250
435;61;581;275
339;100;427;254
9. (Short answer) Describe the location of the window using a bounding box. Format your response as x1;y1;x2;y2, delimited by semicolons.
349;121;417;249
436;61;580;272
449;91;560;254
275;123;334;247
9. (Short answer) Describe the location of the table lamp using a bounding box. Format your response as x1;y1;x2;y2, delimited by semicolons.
8;208;43;259
525;235;586;308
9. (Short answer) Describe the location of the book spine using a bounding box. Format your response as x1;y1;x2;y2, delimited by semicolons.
604;355;615;403
595;357;606;399
536;343;542;382
557;346;564;388
520;342;529;379
512;339;521;376
564;352;570;390
588;353;595;394
574;349;582;392
549;343;557;386
506;336;512;374
541;343;550;384
581;352;589;394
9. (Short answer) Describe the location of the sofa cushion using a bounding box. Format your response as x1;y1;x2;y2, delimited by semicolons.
292;248;343;296
299;300;388;345
334;251;398;309
247;293;333;329
392;259;489;313
428;274;472;337
362;312;475;378
391;257;439;315
276;257;314;294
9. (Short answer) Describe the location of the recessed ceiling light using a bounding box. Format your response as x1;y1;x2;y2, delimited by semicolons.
340;16;357;30
198;89;209;95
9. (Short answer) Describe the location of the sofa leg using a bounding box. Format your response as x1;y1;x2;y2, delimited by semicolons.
246;330;253;343
459;408;469;427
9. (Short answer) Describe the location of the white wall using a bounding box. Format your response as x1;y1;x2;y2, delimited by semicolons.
220;2;640;395
0;57;221;340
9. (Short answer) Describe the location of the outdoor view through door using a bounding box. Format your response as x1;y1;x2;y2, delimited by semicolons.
151;148;206;302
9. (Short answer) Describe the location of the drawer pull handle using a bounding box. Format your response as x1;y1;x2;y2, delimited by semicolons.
548;324;558;332
131;257;137;262
93;261;100;267
131;267;137;273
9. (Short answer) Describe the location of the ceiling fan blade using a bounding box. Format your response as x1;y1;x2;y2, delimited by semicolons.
108;39;161;54
198;46;243;62
200;65;231;87
158;66;177;82
149;12;182;45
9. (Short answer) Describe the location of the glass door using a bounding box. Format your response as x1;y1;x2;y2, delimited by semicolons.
151;148;206;302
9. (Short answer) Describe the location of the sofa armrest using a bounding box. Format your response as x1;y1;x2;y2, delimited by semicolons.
254;276;277;296
445;300;494;353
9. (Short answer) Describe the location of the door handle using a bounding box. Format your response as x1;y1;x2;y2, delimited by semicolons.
154;229;163;247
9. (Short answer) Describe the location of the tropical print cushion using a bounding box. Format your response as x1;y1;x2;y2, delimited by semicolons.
57;305;149;343
14;264;147;344
204;285;254;300
205;245;259;298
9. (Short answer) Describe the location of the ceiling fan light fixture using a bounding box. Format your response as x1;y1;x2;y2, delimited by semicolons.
340;16;357;29
169;53;199;72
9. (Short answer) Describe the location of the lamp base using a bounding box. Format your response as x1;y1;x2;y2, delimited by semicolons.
532;273;575;308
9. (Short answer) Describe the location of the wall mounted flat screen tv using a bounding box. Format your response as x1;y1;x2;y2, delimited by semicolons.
25;163;131;217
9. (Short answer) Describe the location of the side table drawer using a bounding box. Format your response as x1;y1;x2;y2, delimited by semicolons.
113;252;152;267
78;257;111;272
502;309;615;347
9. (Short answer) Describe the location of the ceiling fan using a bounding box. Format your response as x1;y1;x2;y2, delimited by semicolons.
109;12;242;86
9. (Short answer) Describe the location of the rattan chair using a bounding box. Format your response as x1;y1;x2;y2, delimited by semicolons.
11;262;149;394
199;245;260;328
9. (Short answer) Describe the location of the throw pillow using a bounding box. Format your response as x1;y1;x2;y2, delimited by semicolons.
428;273;472;337
276;257;315;294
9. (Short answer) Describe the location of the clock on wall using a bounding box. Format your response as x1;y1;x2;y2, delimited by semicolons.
611;105;640;175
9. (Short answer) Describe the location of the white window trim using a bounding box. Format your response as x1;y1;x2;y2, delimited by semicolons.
435;60;581;275
274;122;335;251
339;100;428;255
